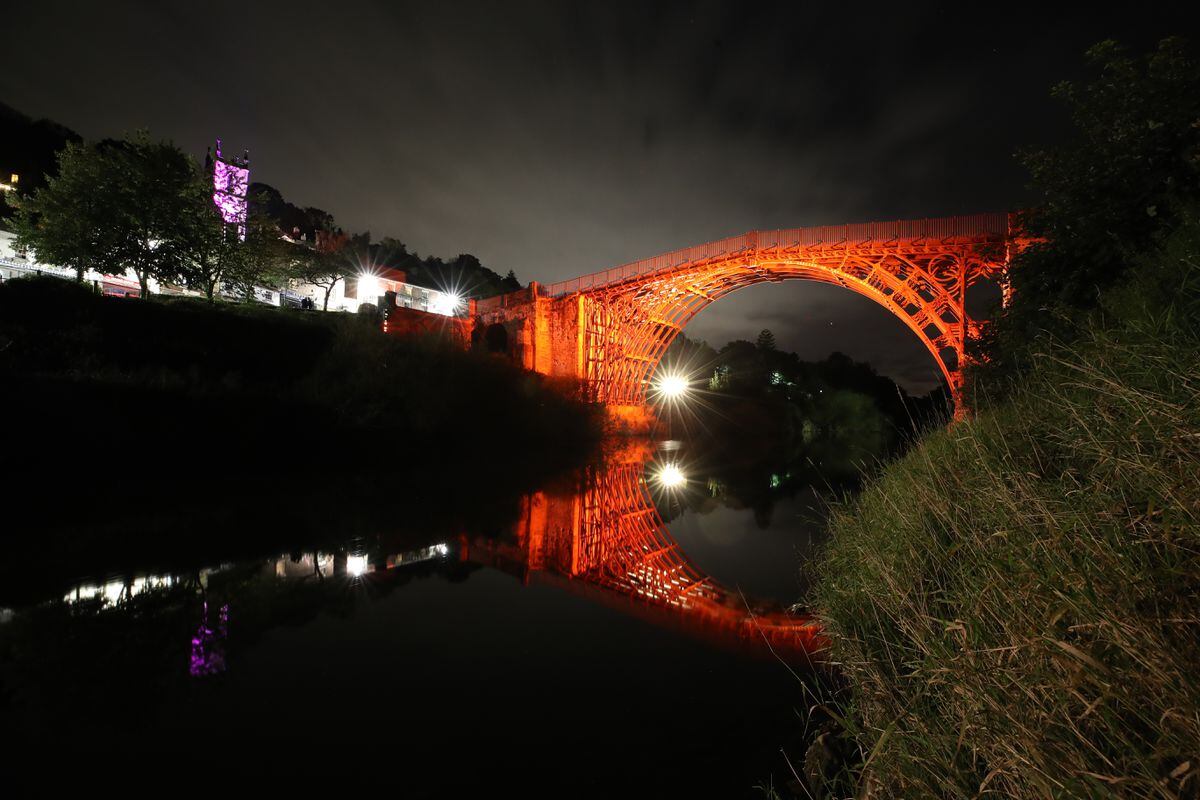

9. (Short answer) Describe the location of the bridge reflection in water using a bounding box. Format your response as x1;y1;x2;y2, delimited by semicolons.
57;446;824;672
464;442;825;660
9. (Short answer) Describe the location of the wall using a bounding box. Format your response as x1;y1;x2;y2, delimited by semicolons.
383;305;471;346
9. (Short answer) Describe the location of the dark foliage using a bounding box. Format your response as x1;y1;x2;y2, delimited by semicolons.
248;181;330;243
370;237;521;299
663;331;948;449
973;37;1200;392
0;101;82;211
0;277;599;538
248;180;521;299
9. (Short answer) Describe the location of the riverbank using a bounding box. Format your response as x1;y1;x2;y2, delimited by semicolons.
805;223;1200;796
0;277;600;572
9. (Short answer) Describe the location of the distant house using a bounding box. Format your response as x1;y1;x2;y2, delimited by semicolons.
292;265;463;316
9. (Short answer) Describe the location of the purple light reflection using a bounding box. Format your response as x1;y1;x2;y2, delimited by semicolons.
189;600;229;678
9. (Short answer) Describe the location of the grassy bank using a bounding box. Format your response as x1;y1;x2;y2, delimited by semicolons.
0;276;597;446
808;226;1200;796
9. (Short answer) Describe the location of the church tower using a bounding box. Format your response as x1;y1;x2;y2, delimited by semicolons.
209;138;250;240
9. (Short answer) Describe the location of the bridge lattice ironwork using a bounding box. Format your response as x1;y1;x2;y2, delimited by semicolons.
572;458;822;652
555;213;1012;407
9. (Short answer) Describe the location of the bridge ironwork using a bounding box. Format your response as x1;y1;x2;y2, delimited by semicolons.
466;448;823;656
473;214;1014;411
568;214;1010;407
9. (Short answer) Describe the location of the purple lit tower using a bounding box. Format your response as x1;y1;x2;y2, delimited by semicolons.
208;138;249;240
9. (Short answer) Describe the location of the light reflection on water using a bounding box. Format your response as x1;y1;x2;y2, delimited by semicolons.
0;440;853;793
57;544;457;613
39;444;823;664
50;544;457;679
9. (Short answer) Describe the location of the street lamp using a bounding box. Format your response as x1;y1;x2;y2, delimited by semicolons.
358;271;380;304
655;462;686;489
655;373;689;400
652;371;691;439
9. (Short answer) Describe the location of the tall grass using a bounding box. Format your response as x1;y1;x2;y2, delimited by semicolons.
810;222;1200;797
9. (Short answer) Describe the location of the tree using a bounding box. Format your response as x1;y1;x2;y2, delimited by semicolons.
12;140;122;282
292;225;352;311
663;331;719;372
178;179;293;303
755;328;776;352
178;173;240;302
17;133;199;296
226;210;291;301
105;134;197;297
715;339;767;394
977;37;1200;381
251;181;523;300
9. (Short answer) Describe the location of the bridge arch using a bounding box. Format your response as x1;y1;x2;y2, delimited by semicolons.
556;215;1011;410
462;442;823;655
473;214;1012;415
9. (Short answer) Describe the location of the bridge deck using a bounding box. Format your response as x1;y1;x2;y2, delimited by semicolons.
541;212;1009;298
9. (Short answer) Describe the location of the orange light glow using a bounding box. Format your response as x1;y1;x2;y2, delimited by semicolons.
480;214;1013;415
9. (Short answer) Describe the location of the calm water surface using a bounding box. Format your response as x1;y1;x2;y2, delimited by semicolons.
0;440;855;795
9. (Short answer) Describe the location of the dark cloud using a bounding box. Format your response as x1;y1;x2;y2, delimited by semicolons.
2;2;1191;390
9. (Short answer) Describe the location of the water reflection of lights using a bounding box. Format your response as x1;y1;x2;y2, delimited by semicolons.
275;552;334;579
56;543;456;612
190;600;229;678
65;575;179;607
274;543;451;581
386;543;451;568
346;554;371;578
655;463;687;488
61;566;239;609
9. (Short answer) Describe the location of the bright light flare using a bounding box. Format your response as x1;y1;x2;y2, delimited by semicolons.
430;291;462;317
655;462;687;489
358;271;381;301
346;555;370;577
654;373;690;400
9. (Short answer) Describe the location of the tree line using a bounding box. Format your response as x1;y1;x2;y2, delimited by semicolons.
663;328;945;443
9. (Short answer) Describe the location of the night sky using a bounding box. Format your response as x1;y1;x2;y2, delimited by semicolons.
3;3;1191;391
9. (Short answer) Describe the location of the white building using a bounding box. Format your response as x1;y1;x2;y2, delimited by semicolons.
1;228;464;317
1;228;144;295
290;265;463;316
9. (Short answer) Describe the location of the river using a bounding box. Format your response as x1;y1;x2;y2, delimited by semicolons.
0;439;867;795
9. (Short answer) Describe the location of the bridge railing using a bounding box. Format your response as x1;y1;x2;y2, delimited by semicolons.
545;213;1008;297
474;283;541;313
0;257;76;281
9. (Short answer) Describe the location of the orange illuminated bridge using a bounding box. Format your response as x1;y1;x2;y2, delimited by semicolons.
474;213;1014;424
